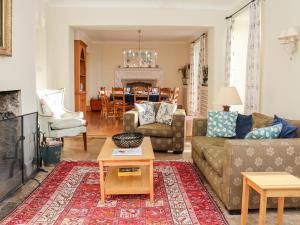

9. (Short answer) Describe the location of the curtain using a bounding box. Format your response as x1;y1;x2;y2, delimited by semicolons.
187;43;196;116
224;18;235;87
187;34;207;116
244;0;261;114
196;34;207;114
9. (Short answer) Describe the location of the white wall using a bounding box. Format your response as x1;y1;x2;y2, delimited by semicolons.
87;42;189;105
46;6;227;110
261;0;300;119
0;0;37;114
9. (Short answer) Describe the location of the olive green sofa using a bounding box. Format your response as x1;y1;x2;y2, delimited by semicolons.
192;113;300;212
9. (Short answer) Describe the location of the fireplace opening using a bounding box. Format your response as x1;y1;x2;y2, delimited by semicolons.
0;90;39;202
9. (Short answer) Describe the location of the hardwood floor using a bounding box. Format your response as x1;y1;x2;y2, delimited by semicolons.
86;111;194;137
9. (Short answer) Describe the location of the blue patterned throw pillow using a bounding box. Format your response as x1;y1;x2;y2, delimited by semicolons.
207;111;238;137
245;124;283;139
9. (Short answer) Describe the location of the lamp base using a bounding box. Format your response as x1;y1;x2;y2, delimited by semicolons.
223;105;230;112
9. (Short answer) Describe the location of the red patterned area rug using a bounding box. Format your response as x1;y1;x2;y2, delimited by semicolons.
2;161;228;225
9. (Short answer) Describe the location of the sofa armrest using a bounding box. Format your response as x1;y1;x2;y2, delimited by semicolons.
222;138;300;210
192;118;207;136
123;110;139;132
171;109;186;152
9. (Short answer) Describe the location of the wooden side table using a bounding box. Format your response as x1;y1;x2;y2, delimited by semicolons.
240;172;300;225
90;98;101;111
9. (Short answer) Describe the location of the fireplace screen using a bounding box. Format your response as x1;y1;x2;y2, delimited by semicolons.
0;112;39;202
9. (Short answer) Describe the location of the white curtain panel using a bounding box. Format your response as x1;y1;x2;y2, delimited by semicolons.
196;35;207;114
187;43;195;116
224;18;235;87
187;35;207;116
244;0;261;114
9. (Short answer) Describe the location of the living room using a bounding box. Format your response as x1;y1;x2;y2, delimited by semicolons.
1;0;300;224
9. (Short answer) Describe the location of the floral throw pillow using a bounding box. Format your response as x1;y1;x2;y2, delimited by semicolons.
207;111;238;137
135;102;156;126
156;102;177;126
245;124;283;139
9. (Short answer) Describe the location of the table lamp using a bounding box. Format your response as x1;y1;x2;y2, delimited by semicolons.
215;87;242;112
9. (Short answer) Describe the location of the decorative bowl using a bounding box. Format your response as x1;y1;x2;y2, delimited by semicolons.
112;132;144;148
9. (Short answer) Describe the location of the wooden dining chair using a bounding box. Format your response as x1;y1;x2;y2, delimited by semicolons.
159;87;173;102
132;86;150;104
100;94;114;118
171;87;180;104
99;86;108;96
112;87;126;118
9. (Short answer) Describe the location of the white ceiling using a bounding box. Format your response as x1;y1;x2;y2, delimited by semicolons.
49;0;239;10
75;27;208;43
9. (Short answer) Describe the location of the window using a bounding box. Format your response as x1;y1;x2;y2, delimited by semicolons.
230;9;250;113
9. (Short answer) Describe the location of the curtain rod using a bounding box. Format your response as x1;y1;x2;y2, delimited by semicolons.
225;0;255;20
191;33;207;44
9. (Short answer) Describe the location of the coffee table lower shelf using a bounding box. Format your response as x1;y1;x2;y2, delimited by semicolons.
105;166;150;195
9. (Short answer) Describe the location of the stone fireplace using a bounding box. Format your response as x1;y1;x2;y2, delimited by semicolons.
115;68;163;87
0;90;38;202
0;90;21;118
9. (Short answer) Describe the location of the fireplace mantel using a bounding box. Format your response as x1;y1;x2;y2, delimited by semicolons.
115;68;163;87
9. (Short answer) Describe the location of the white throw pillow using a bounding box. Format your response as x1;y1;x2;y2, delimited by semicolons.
156;102;177;125
135;102;156;126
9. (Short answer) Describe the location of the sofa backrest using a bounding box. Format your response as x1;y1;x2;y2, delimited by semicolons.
252;112;300;138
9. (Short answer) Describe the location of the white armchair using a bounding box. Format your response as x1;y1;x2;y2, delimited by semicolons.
37;88;87;151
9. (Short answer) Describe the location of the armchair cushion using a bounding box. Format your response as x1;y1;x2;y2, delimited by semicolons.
135;102;156;126
135;123;173;138
156;102;177;125
50;118;86;130
39;89;65;117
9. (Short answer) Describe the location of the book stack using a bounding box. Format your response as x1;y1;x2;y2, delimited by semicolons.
118;167;141;177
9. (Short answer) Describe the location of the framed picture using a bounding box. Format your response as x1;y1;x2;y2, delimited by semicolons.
0;0;12;56
123;49;157;68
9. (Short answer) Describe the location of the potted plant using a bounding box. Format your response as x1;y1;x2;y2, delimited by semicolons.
178;64;190;85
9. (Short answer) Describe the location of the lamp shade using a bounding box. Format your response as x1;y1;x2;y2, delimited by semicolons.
215;87;242;106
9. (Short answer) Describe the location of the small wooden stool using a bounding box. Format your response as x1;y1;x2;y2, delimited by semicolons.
240;172;300;225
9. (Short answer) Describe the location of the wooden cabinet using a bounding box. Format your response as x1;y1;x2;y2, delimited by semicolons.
74;40;87;117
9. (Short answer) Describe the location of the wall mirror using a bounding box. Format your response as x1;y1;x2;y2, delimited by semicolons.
0;0;12;56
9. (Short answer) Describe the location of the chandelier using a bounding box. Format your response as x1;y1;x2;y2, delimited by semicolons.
123;30;158;68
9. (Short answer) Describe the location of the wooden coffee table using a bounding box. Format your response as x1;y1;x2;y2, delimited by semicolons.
97;137;155;203
240;172;300;225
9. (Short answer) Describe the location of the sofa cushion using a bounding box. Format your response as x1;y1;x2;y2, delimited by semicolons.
245;124;283;139
272;115;298;138
192;136;226;157
207;111;238;137
252;112;273;129
287;119;300;138
51;118;86;130
135;123;173;138
203;146;224;177
235;114;253;139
